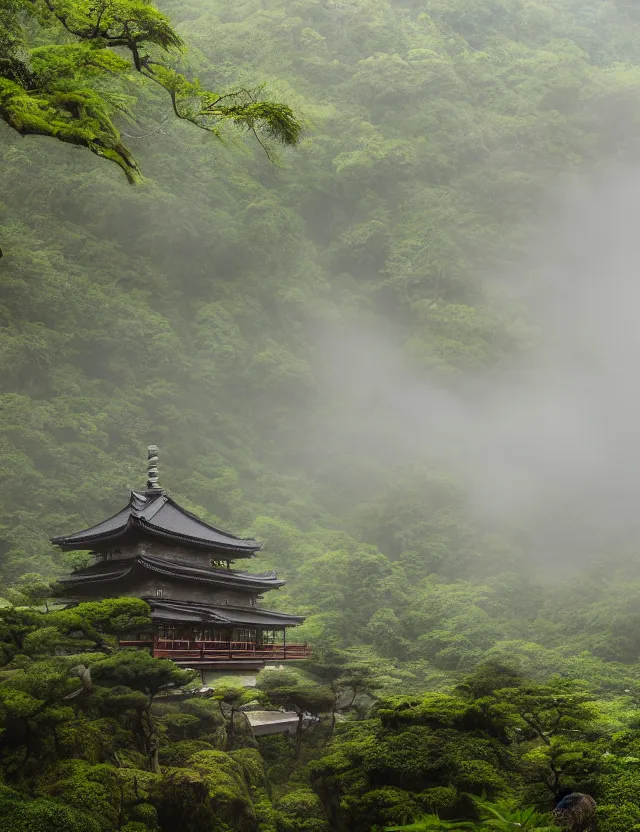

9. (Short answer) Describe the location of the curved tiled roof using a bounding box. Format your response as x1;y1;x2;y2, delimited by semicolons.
138;555;284;590
149;598;305;627
59;555;283;592
51;489;261;555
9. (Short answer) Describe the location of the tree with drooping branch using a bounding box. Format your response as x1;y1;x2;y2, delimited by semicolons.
0;0;302;183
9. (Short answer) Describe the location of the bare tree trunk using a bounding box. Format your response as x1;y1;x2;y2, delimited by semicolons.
226;707;237;749
143;703;161;774
295;712;303;759
428;266;444;307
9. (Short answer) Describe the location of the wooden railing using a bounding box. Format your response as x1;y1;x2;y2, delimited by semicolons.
118;639;311;661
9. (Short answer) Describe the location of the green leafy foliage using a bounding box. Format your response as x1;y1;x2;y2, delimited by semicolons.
0;0;301;182
4;0;640;831
470;796;558;831
0;785;101;832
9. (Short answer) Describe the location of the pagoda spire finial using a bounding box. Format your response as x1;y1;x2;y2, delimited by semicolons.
147;444;160;489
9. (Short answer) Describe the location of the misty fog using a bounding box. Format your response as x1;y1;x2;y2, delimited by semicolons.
304;168;640;570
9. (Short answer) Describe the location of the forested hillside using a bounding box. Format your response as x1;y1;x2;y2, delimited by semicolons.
4;0;640;665
5;0;640;830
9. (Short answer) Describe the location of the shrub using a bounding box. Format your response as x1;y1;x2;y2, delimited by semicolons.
275;788;330;832
0;786;100;832
160;740;215;767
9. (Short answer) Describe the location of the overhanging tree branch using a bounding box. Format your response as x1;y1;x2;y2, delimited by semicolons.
0;0;301;190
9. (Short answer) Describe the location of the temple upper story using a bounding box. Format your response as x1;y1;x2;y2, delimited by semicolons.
51;487;261;559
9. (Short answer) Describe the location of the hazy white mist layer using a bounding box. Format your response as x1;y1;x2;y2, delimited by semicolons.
310;169;640;564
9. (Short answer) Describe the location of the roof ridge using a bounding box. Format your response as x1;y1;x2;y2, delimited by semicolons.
51;491;261;553
136;492;167;522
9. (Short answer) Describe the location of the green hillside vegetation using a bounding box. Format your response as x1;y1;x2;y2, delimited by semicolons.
4;0;640;829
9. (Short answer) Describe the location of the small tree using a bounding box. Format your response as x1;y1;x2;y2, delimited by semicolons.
0;657;93;778
0;597;152;664
46;598;152;654
302;647;380;733
495;680;597;747
210;682;264;750
92;650;195;772
259;679;334;759
338;664;381;710
4;574;55;610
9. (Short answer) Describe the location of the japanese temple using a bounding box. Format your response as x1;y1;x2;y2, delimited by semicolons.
52;446;310;670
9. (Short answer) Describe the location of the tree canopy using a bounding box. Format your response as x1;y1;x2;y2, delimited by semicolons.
0;0;301;182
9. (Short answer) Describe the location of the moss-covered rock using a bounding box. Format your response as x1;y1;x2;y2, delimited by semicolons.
157;751;262;832
33;762;122;832
230;747;269;791
34;761;162;832
115;768;162;807
255;794;279;832
156;768;216;832
189;750;257;828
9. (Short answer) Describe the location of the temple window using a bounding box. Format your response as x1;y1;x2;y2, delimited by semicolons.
232;628;257;644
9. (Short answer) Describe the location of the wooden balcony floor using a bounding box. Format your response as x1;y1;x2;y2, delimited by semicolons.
119;640;311;663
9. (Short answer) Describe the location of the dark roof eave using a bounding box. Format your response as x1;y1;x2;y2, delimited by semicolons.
57;567;133;588
51;518;259;555
137;556;285;590
56;555;285;593
147;599;305;627
221;603;306;624
51;517;133;550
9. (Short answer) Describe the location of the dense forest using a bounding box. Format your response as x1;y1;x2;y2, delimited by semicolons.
4;0;640;830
